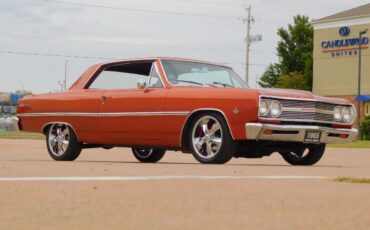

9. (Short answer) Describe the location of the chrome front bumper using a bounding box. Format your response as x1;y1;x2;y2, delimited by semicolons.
246;123;358;144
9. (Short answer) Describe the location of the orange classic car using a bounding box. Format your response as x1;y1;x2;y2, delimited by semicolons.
16;57;358;165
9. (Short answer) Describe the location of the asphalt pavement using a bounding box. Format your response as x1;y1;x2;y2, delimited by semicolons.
0;139;370;229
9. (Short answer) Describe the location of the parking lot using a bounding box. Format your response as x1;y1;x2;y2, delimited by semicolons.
0;139;370;229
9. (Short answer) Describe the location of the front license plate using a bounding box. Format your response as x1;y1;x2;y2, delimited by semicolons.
304;130;322;144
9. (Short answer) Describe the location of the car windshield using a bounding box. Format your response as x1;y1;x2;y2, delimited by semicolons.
161;60;248;88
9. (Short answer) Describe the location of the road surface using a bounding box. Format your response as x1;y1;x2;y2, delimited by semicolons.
0;139;369;229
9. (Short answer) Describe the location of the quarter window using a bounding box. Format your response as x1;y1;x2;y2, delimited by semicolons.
89;61;161;90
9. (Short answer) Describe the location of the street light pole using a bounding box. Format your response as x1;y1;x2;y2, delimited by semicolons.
358;29;368;127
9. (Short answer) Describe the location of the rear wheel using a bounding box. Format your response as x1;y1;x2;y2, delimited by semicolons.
132;148;166;163
279;144;326;166
46;123;82;161
189;113;236;164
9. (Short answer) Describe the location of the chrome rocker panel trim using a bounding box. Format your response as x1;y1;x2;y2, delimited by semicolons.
246;123;358;144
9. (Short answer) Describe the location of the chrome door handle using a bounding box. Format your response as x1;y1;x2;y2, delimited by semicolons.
101;95;112;100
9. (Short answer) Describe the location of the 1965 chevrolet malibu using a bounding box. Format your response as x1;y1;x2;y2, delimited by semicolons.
17;57;358;165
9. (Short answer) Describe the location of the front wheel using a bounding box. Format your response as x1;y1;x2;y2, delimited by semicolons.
189;113;236;164
279;144;326;166
46;123;82;161
132;148;166;163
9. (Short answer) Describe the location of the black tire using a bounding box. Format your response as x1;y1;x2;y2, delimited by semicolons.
280;144;326;166
188;112;236;164
132;148;166;163
46;123;82;161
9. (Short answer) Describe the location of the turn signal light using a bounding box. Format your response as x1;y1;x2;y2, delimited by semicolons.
263;130;273;135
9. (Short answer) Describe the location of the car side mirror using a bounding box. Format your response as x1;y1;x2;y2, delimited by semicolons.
137;79;147;89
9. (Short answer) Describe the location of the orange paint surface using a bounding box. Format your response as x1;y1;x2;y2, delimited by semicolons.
17;57;354;148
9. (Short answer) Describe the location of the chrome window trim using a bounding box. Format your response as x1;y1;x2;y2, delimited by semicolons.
88;60;158;90
159;59;248;88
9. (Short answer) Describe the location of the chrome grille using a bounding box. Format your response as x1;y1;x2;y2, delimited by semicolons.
260;97;351;124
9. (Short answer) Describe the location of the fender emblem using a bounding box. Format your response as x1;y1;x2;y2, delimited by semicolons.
232;107;240;115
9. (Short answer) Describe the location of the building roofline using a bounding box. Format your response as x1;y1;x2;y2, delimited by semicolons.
312;14;370;25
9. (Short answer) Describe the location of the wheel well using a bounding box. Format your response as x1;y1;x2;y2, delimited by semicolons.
180;110;232;152
42;124;52;135
41;123;80;142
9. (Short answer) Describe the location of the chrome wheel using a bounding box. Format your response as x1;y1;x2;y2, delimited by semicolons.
133;148;154;159
132;148;166;163
191;115;223;159
280;144;326;166
285;148;310;159
48;123;70;157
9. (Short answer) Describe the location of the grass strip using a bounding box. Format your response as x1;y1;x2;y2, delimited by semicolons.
327;141;370;148
0;131;44;140
334;177;370;184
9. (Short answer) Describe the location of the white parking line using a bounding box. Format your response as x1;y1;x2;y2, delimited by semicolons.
0;175;332;181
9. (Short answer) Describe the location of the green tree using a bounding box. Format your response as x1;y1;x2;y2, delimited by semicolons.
360;116;370;140
259;15;313;90
259;64;282;88
275;72;310;90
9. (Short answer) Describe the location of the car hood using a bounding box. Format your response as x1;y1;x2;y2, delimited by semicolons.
256;88;350;105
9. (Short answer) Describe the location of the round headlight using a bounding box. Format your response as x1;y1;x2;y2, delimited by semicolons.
334;106;343;122
259;99;270;116
342;107;353;123
270;101;282;117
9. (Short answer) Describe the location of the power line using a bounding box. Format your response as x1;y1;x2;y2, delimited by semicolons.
175;0;244;6
223;62;267;67
42;0;241;19
0;50;115;60
42;0;293;26
176;0;322;16
0;49;269;66
0;31;239;52
0;31;273;53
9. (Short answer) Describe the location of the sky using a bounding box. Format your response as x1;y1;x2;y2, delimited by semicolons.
0;0;369;93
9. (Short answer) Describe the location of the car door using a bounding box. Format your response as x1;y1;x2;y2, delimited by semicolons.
62;89;105;144
91;61;168;146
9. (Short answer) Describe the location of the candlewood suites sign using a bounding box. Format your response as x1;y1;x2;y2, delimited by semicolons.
321;26;369;57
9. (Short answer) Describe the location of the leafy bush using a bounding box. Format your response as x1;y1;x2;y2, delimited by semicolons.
360;116;370;140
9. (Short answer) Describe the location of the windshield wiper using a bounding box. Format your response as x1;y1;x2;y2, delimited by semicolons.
176;80;204;86
212;82;234;88
176;80;216;87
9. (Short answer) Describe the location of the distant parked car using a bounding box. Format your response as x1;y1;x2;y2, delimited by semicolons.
0;117;5;130
16;57;358;165
5;116;19;131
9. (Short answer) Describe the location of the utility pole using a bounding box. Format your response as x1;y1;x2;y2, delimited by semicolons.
244;6;252;85
64;60;68;92
242;6;262;86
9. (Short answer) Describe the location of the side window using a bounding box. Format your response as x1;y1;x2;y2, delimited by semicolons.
89;62;153;90
148;64;163;88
